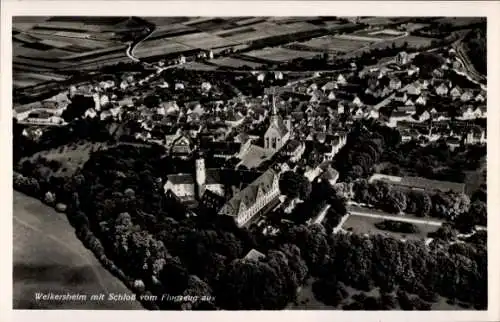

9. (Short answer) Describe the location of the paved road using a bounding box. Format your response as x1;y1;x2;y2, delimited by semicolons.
126;25;155;63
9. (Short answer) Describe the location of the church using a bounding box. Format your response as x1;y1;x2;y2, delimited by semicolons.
263;94;291;152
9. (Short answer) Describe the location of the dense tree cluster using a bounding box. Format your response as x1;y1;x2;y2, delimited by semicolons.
279;171;312;200
334;121;401;181
463;27;486;75
281;226;487;309
381;140;486;183
352;178;472;221
218;245;308;309
374;220;419;234
412;52;446;76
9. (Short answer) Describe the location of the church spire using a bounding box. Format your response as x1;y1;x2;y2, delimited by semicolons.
271;88;278;116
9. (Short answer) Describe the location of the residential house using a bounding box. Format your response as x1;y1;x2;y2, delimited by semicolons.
475;105;487;118
352;96;363;107
364;107;380;119
337;74;347;86
201;82;212;92
415;95;427;106
84;108;97;119
319;167;340;187
394;91;408;103
120;80;129;90
458;106;476;120
282;139;306;163
406;82;422;96
352;106;364;119
225;111;246;127
404;98;415;107
460;91;473;102
307;83;319;95
386;110;411;127
321;81;337;92
407;65;420;76
396;51;409;65
381;86;393;98
164;174;196;200
337;102;345;114
170;133;195;159
450;86;462;100
465;127;486;145
397;104;416;115
389;77;402;90
433;68;444;78
314;132;347;161
436;83;449;96
446;137;462;151
417;110;431;122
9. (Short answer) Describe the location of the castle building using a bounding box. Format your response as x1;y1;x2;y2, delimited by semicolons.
218;168;281;228
264;94;290;152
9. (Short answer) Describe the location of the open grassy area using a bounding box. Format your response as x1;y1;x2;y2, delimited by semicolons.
21;141;109;178
13;191;143;309
341;214;440;241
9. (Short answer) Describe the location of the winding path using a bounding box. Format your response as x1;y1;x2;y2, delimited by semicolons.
126;25;156;64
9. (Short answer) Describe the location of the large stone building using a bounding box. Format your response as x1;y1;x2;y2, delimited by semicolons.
218;168;281;228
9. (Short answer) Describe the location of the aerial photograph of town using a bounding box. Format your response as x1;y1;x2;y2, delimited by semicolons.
12;16;487;311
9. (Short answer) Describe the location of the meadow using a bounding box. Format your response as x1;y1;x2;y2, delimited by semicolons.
341;214;440;241
13;191;143;309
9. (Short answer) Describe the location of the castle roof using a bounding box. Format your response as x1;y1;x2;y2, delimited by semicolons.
218;168;279;218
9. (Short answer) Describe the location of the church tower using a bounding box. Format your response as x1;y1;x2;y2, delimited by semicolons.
195;155;206;200
269;93;280;127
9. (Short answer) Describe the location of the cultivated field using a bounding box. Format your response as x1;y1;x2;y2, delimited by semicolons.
353;29;407;40
180;61;218;71
298;35;374;53
13;191;143;309
210;57;264;69
12;16;149;88
435;17;485;27
244;47;321;63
